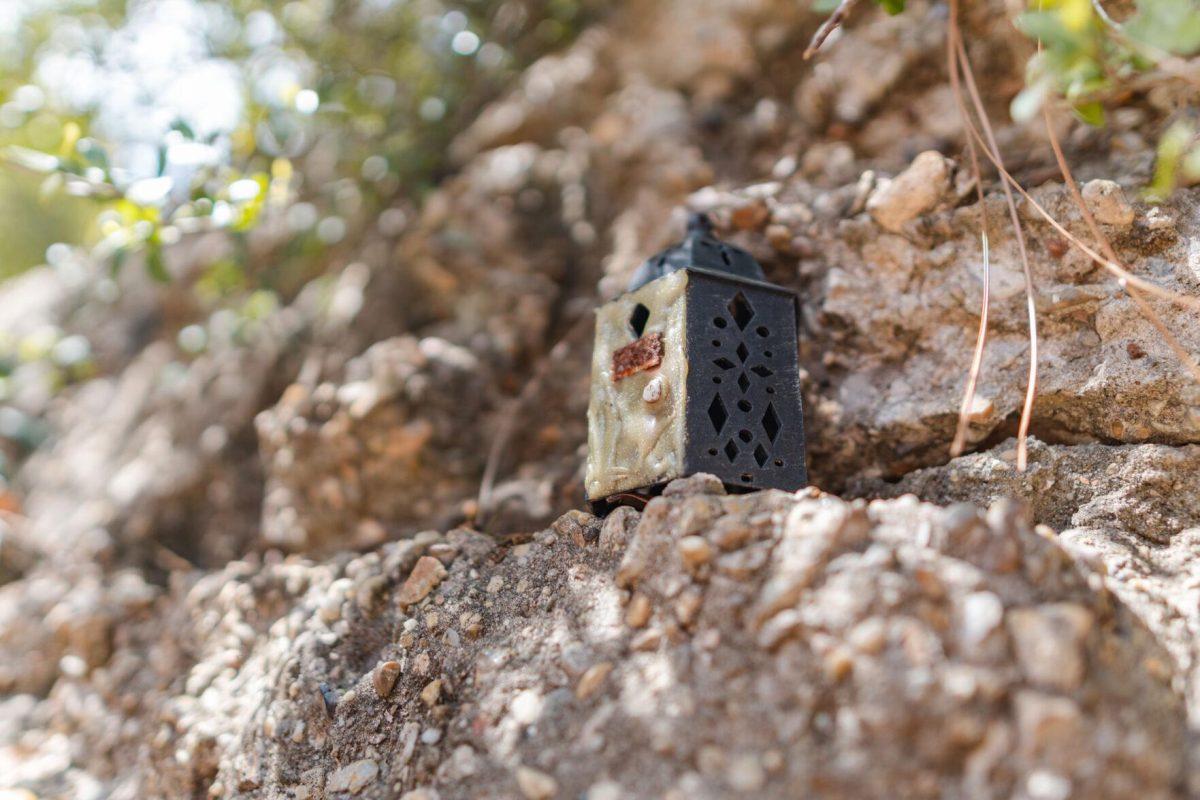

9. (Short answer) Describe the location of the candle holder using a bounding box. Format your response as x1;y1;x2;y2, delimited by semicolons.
585;213;807;513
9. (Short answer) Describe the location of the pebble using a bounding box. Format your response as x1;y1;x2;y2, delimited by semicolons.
553;509;601;547
959;591;1004;649
318;682;339;717
673;590;702;626
729;197;770;230
710;517;754;551
397;556;448;607
866;150;952;233
1081;179;1135;227
677;536;713;569
399;790;439;800
847;617;887;654
625;594;652;628
1026;770;1073;800
420;679;442;707
511;688;544;725
1006;603;1093;691
427;542;459;565
726;753;765;792
630;628;662;651
326;759;380;795
318;595;343;624
599;506;640;552
516;766;559;800
576;662;614;700
662;473;725;497
586;781;625;800
822;646;854;682
1013;689;1083;757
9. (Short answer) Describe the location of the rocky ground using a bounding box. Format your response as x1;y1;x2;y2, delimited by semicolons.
4;0;1200;797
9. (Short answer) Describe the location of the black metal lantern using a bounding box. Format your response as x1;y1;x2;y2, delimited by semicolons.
585;213;807;512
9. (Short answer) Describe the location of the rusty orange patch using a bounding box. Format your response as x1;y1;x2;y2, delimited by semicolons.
612;332;663;381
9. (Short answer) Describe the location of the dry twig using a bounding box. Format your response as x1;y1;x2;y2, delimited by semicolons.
949;16;1040;471
805;0;862;60
1041;108;1200;383
947;4;994;458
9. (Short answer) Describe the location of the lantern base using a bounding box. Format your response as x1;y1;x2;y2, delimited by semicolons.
587;477;771;516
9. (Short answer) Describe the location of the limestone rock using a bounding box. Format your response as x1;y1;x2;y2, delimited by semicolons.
866;151;954;233
397;556;448;607
1082;179;1135;227
17;491;1177;799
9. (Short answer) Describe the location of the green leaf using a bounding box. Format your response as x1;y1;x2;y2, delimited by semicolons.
110;246;128;278
1016;10;1077;49
875;0;906;14
145;244;170;283
1072;101;1106;127
1126;0;1200;56
170;118;196;140
1144;121;1194;202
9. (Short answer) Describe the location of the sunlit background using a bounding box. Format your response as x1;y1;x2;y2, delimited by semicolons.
0;0;593;279
0;0;596;481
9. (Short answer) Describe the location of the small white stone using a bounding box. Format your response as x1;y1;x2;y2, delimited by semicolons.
1082;179;1135;227
866;151;953;233
1027;769;1072;800
959;591;1004;649
726;754;765;792
511;688;544;725
516;766;558;800
586;780;624;800
327;759;379;795
1007;603;1094;691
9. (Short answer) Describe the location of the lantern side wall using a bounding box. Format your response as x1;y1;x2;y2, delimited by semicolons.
683;270;807;492
585;270;690;500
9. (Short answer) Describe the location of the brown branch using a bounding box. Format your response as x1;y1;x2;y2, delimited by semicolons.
804;0;861;60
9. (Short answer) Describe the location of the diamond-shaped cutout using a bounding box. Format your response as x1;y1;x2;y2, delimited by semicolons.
750;365;773;378
762;402;780;443
737;373;750;393
754;444;769;467
713;357;735;370
727;291;754;329
629;303;650;337
707;394;728;433
724;440;739;462
736;342;749;362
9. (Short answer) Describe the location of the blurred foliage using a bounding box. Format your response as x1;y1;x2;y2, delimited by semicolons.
0;0;599;284
1012;0;1200;196
811;0;1200;197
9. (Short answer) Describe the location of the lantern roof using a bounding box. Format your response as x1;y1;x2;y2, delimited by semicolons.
627;212;766;292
